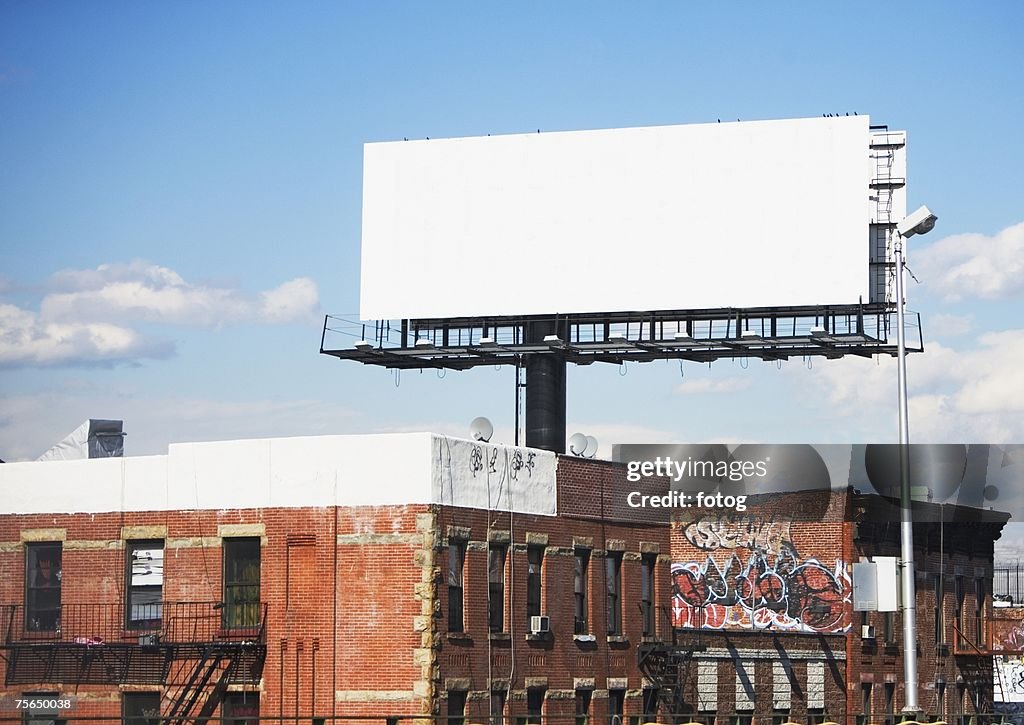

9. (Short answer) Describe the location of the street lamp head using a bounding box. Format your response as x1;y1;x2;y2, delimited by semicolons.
897;205;938;238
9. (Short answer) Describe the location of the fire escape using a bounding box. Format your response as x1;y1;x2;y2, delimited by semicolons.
0;601;266;723
637;607;707;718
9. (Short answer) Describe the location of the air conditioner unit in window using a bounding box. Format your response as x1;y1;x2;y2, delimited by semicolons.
530;615;550;634
861;625;876;640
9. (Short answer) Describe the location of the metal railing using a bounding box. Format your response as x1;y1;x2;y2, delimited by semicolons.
1;602;267;646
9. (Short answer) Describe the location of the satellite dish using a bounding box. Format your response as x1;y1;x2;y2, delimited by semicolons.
568;433;588;456
584;436;599;459
470;417;493;443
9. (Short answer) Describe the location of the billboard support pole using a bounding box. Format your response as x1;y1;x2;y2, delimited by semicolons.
524;320;566;454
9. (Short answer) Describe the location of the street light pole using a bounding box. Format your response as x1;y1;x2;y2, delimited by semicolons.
892;204;936;716
894;231;919;714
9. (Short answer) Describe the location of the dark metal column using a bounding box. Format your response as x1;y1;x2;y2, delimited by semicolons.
524;320;566;453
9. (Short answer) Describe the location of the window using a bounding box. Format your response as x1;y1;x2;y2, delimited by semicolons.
606;552;623;636
25;543;61;632
608;689;625;725
857;683;872;725
955;576;966;645
489;545;506;633
490;690;506;725
934;574;945;644
527;546;544;626
223;538;260;629
22;692;66;725
222;692;259;725
574;549;589;634
641;554;655;637
122;692;160;725
448;541;466;632
772;710;791;725
936;682;946;720
642;688;659;720
884;683;895;725
126;540;163;630
807;708;826;725
526;688;544;725
883;610;895;645
575;690;592;725
974;578;985;645
448;690;467;725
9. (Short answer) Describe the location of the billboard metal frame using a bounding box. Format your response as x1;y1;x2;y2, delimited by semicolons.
320;302;923;371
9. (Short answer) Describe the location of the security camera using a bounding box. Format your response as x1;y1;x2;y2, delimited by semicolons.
896;205;938;238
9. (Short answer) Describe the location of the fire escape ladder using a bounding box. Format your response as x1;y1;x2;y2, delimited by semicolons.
164;648;230;725
193;653;238;722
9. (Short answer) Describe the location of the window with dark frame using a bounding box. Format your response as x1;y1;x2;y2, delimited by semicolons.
974;578;985;645
857;682;872;725
121;692;160;725
24;543;61;632
641;554;655;637
488;544;506;633
606;552;623;636
642;688;659;719
574;549;589;635
222;537;260;629
934;574;945;644
575;689;591;725
222;692;259;725
936;682;946;720
884;682;895;725
448;540;466;632
955;576;965;646
126;540;164;630
608;689;624;725
807;708;826;725
447;690;467;725
527;546;543;626
883;610;895;645
526;688;544;725
771;710;790;725
490;690;506;725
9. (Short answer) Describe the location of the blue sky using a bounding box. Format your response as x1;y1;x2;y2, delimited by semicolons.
2;0;1023;509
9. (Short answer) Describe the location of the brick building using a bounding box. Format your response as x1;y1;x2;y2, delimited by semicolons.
0;432;671;724
0;435;1010;725
662;488;1008;725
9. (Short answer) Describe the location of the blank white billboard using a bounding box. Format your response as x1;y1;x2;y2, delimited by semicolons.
360;116;871;320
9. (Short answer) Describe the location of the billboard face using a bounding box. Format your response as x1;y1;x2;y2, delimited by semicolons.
361;116;871;320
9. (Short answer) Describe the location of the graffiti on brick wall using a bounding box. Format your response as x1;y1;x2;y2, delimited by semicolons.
672;516;850;633
995;655;1024;703
684;516;793;555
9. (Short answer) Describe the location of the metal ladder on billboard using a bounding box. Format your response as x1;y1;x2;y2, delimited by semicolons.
868;127;906;317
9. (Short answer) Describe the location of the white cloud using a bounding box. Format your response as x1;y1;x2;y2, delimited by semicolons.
40;261;319;326
928;313;973;337
260;278;320;324
1;261;320;367
915;221;1024;300
0;303;173;366
675;376;752;395
800;329;1024;442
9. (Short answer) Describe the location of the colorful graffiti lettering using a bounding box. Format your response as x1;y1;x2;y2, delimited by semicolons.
671;543;851;633
684;515;793;555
